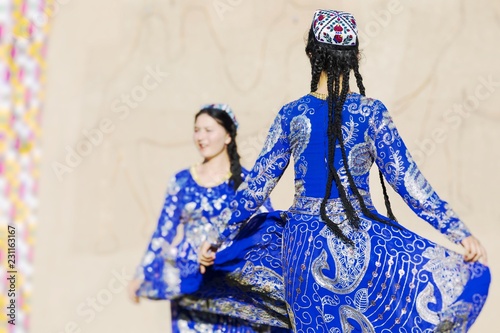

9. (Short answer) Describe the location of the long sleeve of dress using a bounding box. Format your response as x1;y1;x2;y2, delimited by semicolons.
135;174;182;278
370;100;471;244
135;174;198;299
217;108;292;244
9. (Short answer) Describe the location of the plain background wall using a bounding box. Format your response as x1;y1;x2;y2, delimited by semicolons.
33;1;499;332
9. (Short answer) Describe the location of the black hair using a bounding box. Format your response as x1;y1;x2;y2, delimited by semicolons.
195;108;243;190
305;28;398;245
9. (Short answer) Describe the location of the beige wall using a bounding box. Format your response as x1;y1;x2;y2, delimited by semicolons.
34;1;499;332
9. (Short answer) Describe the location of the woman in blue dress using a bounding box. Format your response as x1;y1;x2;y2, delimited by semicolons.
200;10;490;332
128;103;284;332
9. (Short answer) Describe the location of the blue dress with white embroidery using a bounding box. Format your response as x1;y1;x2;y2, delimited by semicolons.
134;167;290;332
214;93;490;332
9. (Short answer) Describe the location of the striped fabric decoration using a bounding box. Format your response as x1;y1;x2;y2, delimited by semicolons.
1;1;52;332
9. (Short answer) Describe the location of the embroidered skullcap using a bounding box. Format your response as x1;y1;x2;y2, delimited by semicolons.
312;9;358;47
200;103;239;129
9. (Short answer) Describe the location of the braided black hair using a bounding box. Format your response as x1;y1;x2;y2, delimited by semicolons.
195;108;243;190
306;28;398;245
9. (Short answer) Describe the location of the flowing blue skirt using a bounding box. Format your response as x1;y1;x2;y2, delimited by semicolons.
139;210;490;332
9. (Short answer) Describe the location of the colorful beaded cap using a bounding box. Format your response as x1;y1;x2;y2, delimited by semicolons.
200;103;239;129
312;9;358;47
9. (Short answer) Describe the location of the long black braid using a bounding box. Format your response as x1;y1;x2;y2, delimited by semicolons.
195;108;243;190
306;28;398;245
227;138;243;190
353;62;397;221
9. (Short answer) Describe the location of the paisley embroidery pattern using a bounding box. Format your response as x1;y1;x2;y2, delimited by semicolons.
290;115;311;162
228;94;489;331
312;221;371;294
404;158;435;204
347;142;373;176
134;169;277;331
262;113;283;155
339;305;375;333
416;283;440;325
422;247;469;307
158;93;490;332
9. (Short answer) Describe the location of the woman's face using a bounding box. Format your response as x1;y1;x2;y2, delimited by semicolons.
193;113;231;161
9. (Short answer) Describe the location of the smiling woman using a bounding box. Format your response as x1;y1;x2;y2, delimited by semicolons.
127;103;283;332
31;1;498;332
192;105;241;188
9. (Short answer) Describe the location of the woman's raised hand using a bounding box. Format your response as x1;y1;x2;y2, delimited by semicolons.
199;241;216;274
461;235;488;266
127;278;142;304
